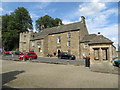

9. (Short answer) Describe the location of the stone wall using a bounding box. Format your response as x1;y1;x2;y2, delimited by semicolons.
47;31;80;59
89;44;113;63
80;43;90;60
19;31;33;53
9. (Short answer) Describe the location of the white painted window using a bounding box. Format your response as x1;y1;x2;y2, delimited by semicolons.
68;32;71;38
67;41;70;46
84;44;87;49
32;41;35;47
57;36;61;44
24;42;26;47
37;42;40;48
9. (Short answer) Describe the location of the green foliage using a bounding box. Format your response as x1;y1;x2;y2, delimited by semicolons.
35;15;63;31
2;7;33;51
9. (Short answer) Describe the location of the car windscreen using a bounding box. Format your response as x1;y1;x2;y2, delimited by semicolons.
24;53;28;55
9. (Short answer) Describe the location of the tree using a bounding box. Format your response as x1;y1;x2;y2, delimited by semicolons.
2;7;33;51
35;15;63;31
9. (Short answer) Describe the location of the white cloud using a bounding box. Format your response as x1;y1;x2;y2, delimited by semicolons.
63;2;118;49
62;20;74;24
33;2;50;10
78;2;106;16
0;8;3;11
30;13;39;19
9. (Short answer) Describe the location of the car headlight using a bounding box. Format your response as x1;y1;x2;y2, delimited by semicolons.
21;56;24;57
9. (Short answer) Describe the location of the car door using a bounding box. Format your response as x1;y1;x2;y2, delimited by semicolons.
27;53;32;59
63;53;68;59
30;53;35;59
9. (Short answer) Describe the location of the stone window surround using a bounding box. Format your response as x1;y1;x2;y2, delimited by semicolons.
84;44;87;49
68;32;71;38
24;42;26;47
24;35;26;40
67;41;70;47
93;47;109;62
32;41;35;47
57;36;61;44
37;42;41;48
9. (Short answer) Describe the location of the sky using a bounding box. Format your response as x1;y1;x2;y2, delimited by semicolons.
0;1;119;50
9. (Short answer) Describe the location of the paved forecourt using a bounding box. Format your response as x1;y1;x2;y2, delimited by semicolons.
2;60;118;88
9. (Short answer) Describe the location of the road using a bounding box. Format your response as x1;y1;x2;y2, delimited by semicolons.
1;60;118;88
2;55;85;65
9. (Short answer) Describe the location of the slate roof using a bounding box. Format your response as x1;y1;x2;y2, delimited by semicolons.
31;21;82;40
80;34;113;44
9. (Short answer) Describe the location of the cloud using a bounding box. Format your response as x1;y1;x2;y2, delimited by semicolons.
62;20;74;24
63;2;118;49
32;2;50;10
30;13;39;19
78;2;106;16
0;8;3;11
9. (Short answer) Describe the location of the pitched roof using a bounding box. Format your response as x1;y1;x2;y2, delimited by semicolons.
80;34;113;44
31;21;82;40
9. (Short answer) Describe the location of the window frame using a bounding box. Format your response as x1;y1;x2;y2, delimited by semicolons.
57;36;61;44
68;32;71;38
67;41;70;47
84;44;87;49
32;41;35;47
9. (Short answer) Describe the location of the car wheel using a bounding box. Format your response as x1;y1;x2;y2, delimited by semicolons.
58;56;61;59
119;64;120;68
29;57;32;61
34;56;37;59
70;57;72;60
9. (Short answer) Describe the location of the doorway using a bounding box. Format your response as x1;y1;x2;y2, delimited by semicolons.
102;48;108;60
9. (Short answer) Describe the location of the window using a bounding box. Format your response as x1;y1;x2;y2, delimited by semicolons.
39;48;41;52
68;32;71;38
67;41;70;46
31;53;35;55
28;53;31;55
32;41;35;47
57;36;61;44
84;44;87;49
37;42;40;48
68;50;71;54
24;42;26;47
24;35;26;40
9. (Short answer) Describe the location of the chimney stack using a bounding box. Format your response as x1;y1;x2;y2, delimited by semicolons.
81;16;85;24
98;32;100;35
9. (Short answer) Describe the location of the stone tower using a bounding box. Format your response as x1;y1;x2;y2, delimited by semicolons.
19;31;33;52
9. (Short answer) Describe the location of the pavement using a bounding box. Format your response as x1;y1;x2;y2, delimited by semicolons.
1;60;118;88
90;61;120;75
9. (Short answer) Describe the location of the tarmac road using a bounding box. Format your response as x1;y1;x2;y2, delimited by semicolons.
2;55;85;65
2;60;118;88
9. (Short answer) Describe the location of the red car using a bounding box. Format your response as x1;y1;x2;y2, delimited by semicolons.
18;52;37;60
3;50;10;55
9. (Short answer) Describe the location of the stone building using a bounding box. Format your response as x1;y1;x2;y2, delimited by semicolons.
19;16;116;62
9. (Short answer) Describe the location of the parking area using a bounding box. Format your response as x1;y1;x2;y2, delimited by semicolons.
2;55;85;65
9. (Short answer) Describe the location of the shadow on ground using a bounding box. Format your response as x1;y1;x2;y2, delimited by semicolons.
1;70;25;89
